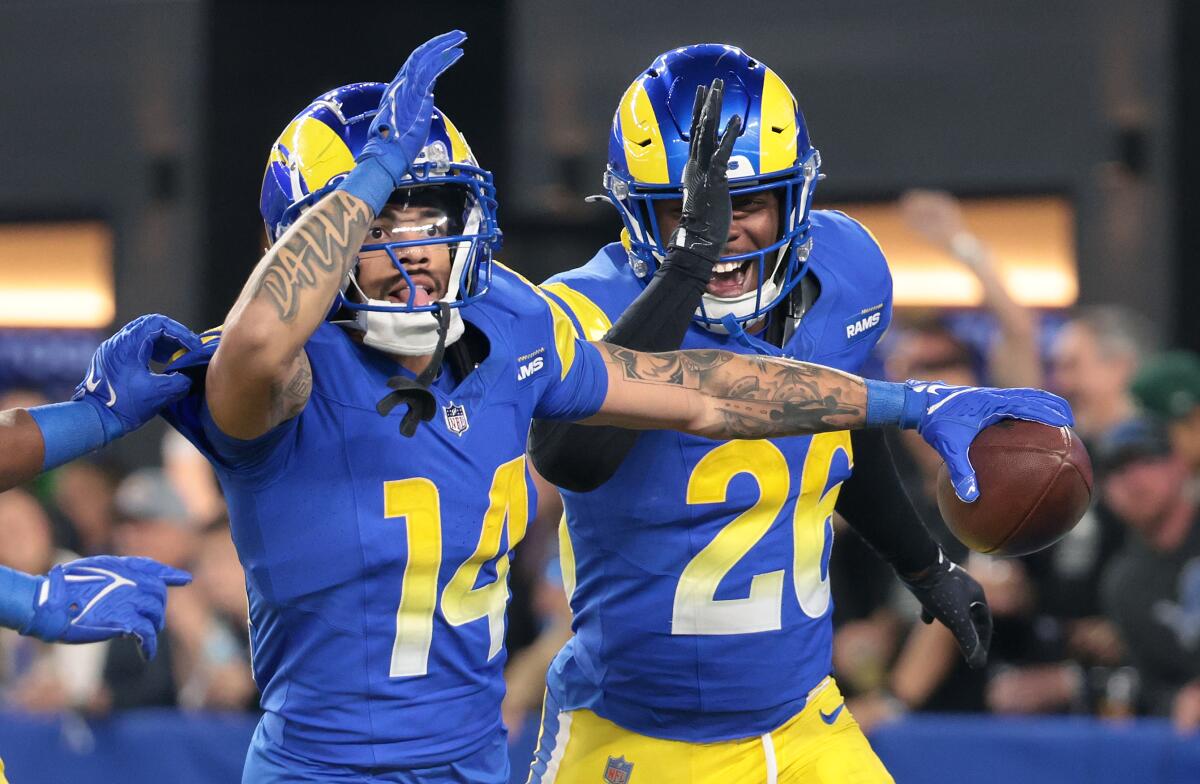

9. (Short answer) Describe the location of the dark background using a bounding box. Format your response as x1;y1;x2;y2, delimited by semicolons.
0;0;1192;343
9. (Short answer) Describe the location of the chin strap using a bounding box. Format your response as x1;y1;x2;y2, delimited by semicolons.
376;302;453;437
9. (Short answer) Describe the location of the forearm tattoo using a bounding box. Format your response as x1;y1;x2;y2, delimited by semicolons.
255;191;372;322
601;344;866;438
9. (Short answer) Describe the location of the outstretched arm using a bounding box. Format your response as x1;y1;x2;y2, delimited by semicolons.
583;343;1073;503
0;313;201;493
0;409;44;490
585;344;866;437
0;556;192;660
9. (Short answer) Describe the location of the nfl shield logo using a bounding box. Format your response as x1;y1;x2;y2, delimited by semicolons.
603;756;633;784
442;402;469;436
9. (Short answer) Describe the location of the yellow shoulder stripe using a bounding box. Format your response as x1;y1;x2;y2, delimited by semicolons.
168;325;223;364
540;283;612;341
495;262;579;381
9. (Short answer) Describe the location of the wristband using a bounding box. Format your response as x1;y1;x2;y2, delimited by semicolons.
334;158;394;215
0;565;40;633
864;380;925;430
27;401;110;471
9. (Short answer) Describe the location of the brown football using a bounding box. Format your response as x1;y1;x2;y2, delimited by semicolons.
935;420;1093;556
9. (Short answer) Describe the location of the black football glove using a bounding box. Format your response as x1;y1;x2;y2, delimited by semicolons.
669;79;742;262
898;550;993;669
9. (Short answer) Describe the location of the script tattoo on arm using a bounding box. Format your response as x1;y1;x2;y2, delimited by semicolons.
600;344;866;438
254;190;372;322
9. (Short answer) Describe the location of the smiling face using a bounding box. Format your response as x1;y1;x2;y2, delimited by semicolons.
652;190;781;298
354;200;455;308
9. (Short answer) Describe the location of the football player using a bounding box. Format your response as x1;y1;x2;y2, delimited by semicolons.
161;32;1070;783
527;46;990;782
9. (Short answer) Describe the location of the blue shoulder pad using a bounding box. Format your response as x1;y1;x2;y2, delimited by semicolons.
795;211;894;368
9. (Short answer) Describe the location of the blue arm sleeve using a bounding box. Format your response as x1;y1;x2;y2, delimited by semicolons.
27;401;109;470
533;340;609;421
0;565;39;632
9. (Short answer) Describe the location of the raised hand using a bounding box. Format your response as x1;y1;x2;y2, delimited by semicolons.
21;556;193;660
906;381;1074;502
338;30;467;216
73;313;203;442
669;79;742;261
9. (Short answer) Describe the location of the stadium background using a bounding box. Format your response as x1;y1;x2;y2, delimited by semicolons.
0;1;1199;781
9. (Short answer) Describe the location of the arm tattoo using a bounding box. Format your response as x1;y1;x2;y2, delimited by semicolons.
271;352;312;425
601;344;865;437
255;191;372;322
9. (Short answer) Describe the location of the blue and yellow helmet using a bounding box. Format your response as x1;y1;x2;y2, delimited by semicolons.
605;44;821;329
259;82;501;318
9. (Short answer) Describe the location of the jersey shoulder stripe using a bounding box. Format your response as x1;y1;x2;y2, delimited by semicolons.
542;243;643;333
492;261;580;381
541;282;613;342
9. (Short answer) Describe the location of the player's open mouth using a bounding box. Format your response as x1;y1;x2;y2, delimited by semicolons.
707;259;753;297
387;281;436;306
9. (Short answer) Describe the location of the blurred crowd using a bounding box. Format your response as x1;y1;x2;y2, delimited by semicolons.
0;415;255;716
823;191;1200;735
3;190;1199;743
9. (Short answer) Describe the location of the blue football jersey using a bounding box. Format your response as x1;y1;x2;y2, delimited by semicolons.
539;210;893;742
164;264;606;770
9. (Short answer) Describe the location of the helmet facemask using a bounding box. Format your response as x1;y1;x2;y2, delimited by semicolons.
606;147;820;333
334;177;494;356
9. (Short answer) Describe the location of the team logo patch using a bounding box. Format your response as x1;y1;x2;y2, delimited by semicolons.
843;304;884;344
517;347;546;381
603;756;634;784
442;402;469;436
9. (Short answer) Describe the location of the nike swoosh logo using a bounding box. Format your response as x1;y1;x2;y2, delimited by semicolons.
83;361;118;407
819;703;845;725
925;387;971;415
63;567;136;622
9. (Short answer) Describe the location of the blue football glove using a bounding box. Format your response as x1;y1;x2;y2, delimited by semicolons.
338;30;466;211
21;556;193;660
907;381;1074;502
72;313;203;443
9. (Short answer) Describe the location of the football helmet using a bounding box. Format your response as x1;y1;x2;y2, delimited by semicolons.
260;82;500;355
605;44;820;331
